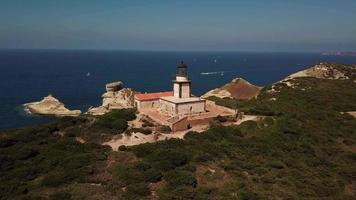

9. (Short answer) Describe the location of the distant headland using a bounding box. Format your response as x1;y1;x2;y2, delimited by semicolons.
321;52;356;56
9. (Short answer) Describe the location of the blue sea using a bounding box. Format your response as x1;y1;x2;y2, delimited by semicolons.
1;49;356;130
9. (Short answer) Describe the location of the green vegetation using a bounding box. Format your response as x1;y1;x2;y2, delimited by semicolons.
62;108;136;143
159;125;172;133
109;65;356;199
214;115;228;123
0;123;109;200
125;127;152;135
1;64;355;199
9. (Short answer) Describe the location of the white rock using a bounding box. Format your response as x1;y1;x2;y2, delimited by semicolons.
24;95;81;117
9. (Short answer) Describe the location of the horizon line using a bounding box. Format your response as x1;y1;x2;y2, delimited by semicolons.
0;47;346;54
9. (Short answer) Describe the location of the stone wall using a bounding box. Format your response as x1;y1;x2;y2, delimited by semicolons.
159;99;176;115
177;101;205;115
135;99;160;110
171;117;189;132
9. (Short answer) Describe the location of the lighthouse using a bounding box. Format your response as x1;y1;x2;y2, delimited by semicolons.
173;61;191;98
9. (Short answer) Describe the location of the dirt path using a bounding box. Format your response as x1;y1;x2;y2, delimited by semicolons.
103;115;263;151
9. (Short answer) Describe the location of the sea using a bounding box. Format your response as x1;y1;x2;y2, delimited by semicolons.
1;49;356;130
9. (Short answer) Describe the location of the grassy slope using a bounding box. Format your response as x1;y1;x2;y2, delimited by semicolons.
0;64;355;199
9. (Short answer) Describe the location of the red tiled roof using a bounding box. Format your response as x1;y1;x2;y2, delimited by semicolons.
135;91;173;101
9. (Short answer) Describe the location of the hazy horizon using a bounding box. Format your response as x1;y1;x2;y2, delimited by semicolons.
1;0;356;52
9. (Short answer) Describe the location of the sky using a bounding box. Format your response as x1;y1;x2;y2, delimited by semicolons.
0;0;356;52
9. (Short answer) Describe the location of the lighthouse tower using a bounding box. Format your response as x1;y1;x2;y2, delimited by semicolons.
173;62;191;98
158;61;206;116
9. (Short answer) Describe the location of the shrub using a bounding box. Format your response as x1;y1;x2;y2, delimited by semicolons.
65;127;81;137
113;165;145;185
118;145;128;151
142;120;154;127
144;168;163;182
111;119;128;132
93;118;128;132
101;109;136;121
49;191;72;200
56;116;87;129
238;190;266;200
126;128;152;135
165;170;197;188
148;149;189;171
159;125;172;133
214;115;227;123
42;171;69;187
126;182;150;198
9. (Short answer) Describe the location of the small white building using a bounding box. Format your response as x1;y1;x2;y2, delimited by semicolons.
134;62;206;116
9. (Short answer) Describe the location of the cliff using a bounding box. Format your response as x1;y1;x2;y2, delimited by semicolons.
202;78;262;100
24;95;81;117
87;81;136;115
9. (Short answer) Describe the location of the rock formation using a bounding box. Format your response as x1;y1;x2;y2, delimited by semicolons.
87;81;136;115
202;78;262;100
24;95;81;117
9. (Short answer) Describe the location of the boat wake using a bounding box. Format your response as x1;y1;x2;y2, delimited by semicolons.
200;71;229;76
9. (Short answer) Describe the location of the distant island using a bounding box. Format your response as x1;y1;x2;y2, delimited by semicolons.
1;62;356;200
321;51;356;56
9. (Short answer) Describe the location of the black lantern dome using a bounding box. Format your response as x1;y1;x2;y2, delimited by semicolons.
177;61;188;77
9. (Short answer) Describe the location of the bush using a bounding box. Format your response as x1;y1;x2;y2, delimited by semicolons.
144;168;163;182
214;115;228;123
49;191;72;200
118;145;128;151
126;182;150;198
113;165;145;185
142;119;154;127
149;149;189;171
165;170;197;188
159;125;172;133
238;190;266;200
93;118;128;132
56;116;88;129
126;128;152;135
111;119;128;132
101;109;136;121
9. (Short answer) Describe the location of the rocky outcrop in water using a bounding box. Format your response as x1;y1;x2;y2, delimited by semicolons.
87;81;136;115
24;95;81;116
202;78;262;100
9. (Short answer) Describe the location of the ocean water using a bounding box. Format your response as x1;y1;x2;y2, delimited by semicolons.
1;49;356;130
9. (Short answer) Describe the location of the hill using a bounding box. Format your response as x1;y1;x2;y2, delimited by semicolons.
202;78;262;100
1;63;356;200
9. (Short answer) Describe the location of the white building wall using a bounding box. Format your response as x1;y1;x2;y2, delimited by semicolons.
135;99;160;111
159;99;176;115
181;83;191;98
177;101;205;115
173;83;180;98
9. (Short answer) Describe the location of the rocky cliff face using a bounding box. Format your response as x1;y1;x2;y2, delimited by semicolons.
202;78;262;100
87;81;136;115
24;95;81;116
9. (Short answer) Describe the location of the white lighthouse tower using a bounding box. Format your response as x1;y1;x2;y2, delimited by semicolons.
173;62;191;98
159;62;206;116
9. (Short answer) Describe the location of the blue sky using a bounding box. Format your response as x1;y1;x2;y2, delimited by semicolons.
0;0;355;51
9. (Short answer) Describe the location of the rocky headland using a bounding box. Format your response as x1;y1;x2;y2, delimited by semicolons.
267;62;356;94
286;62;353;80
87;81;136;115
202;78;262;100
24;95;81;117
